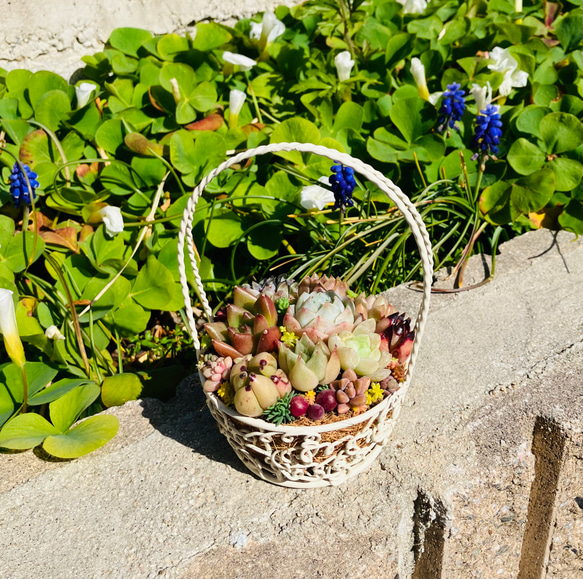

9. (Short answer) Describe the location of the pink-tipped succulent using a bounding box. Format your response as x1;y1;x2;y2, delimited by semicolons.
329;369;370;414
204;289;282;358
200;355;234;392
379;313;415;364
354;294;396;328
298;274;350;298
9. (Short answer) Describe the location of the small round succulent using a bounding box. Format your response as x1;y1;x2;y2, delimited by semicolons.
290;395;309;417
200;355;233;392
329;369;370;414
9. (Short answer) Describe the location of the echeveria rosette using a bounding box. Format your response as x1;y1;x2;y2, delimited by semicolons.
283;290;355;342
10;163;39;208
354;294;396;329
204;289;281;358
328;318;392;382
278;334;340;392
437;83;466;133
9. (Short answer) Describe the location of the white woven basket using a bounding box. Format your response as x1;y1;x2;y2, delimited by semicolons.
178;142;433;488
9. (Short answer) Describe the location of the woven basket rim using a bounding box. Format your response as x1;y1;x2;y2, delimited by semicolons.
201;369;407;434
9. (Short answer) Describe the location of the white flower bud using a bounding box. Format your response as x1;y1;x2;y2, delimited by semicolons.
411;58;430;100
229;89;247;128
229;89;246;117
75;82;97;108
45;325;65;341
99;206;124;237
335;51;355;82
0;289;26;369
222;51;257;72
471;82;492;112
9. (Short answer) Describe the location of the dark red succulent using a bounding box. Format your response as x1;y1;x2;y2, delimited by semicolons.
379;312;415;364
204;288;281;358
315;389;337;412
290;395;309;418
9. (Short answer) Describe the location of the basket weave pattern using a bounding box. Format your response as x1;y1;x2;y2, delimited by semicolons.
178;142;433;488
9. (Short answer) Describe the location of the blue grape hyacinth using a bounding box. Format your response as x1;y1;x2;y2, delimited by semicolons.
9;163;39;207
330;163;356;211
471;104;503;158
437;82;466;132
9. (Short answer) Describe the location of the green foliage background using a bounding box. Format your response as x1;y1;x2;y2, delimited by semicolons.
0;0;581;457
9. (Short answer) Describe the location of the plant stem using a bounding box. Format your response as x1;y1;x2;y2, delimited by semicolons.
45;252;91;376
21;365;28;414
455;220;488;288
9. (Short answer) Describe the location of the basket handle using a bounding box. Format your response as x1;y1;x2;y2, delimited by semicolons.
177;142;433;377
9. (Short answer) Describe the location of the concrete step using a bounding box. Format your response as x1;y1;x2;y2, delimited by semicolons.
1;228;581;579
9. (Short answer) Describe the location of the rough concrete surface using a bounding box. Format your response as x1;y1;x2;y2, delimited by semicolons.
0;228;582;579
0;0;302;79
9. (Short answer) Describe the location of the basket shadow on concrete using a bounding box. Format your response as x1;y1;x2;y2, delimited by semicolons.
139;374;252;477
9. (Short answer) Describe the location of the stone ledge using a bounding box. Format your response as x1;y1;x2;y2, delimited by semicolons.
0;228;581;579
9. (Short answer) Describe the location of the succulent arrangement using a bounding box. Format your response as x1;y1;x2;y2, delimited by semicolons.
198;273;414;425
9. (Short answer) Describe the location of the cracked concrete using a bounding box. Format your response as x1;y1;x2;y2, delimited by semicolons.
1;228;581;579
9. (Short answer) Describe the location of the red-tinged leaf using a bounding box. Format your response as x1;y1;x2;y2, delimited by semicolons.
76;162;100;179
124;133;164;157
212;339;243;359
19;129;50;168
40;228;78;253
79;224;93;243
184;113;224;132
256;327;281;354
241;122;265;135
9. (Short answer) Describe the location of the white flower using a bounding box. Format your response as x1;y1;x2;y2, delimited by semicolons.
428;92;442;105
75;82;97;108
99;206;124;237
250;21;263;40
260;11;285;44
229;89;246;117
471;82;493;112
300;177;335;211
335;51;355;82
222;51;257;72
487;46;529;96
411;57;430;100
397;0;428;14
0;289;26;369
45;325;65;341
